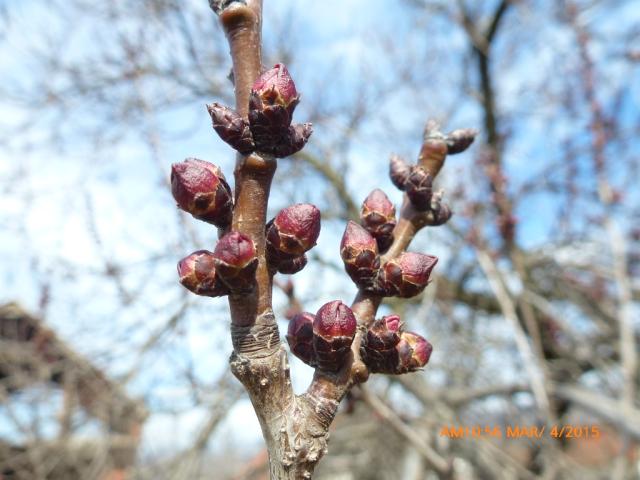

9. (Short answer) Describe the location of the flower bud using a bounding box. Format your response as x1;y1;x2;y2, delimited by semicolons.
360;189;396;253
389;155;411;191
396;332;433;373
365;315;402;351
266;204;321;262
365;331;432;374
445;128;477;155
340;221;381;291
286;312;317;367
213;231;258;293
377;252;438;298
207;103;255;154
405;166;433;211
248;64;312;157
171;158;233;227
177;250;229;297
313;300;357;372
271;123;313;158
276;255;308;275
252;63;299;113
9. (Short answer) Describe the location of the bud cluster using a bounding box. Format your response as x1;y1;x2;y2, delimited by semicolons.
266;203;321;275
361;314;432;374
177;231;258;296
208;64;312;158
171;158;233;228
286;301;357;372
389;122;476;216
340;221;438;298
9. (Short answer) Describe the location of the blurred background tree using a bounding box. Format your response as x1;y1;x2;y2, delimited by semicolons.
0;0;638;478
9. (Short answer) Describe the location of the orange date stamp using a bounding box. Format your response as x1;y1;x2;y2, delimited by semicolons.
439;425;601;440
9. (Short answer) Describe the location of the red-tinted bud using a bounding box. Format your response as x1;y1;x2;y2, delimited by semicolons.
252;64;299;112
405;166;433;211
313;300;357;372
286;312;317;367
207;103;255;154
171;158;233;227
276;255;308;275
396;332;433;372
266;204;321;262
360;189;396;253
365;314;402;351
389;155;411;191
213;231;258;293
177;250;230;297
248;64;312;157
363;329;432;374
340;221;381;291
377;252;438;298
445;128;477;155
360;315;403;372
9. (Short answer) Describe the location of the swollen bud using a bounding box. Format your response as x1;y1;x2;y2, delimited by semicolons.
377;252;438;298
389;155;411;191
286;312;317;367
266;204;321;262
365;331;432;374
207;103;255;154
177;250;230;297
395;332;433;373
360;189;396;253
171;158;233;228
252;63;299;113
248;64;312;157
405;166;433;211
445;128;477;155
313;300;357;372
340;221;381;291
213;231;258;293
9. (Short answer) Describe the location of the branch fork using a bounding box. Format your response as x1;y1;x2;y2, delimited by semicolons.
169;2;477;477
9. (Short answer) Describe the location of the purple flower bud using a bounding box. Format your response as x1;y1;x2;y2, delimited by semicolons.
271;123;313;158
177;250;230;297
313;300;357;372
171;158;233;227
364;330;432;374
266;204;321;262
276;255;308;275
389;155;411;191
366;315;402;350
360;315;402;372
286;312;317;367
360;189;396;253
206;103;255;154
377;252;438;298
213;231;258;293
405;166;433;211
340;221;381;291
445;128;477;155
248;65;312;157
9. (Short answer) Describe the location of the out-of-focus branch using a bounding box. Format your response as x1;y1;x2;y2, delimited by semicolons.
358;385;451;475
476;249;551;414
